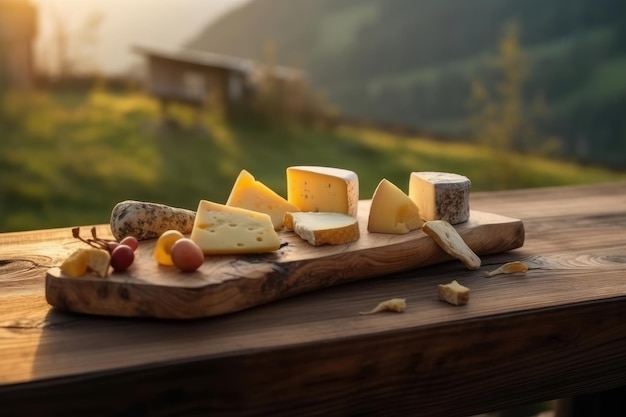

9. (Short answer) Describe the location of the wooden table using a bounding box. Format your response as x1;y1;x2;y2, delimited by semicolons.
1;183;625;417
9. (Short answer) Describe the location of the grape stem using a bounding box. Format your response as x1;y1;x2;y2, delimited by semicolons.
72;226;116;251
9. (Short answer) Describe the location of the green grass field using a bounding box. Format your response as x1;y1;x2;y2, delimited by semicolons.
1;89;624;233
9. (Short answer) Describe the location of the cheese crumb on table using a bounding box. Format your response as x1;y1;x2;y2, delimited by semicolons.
484;261;529;277
359;298;407;315
438;280;470;306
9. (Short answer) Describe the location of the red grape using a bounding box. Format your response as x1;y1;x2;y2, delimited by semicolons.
119;236;139;251
110;244;134;272
170;238;204;272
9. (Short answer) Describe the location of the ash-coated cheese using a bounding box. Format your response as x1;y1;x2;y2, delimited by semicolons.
286;166;359;217
368;178;423;234
190;200;280;255
110;200;196;241
408;172;470;224
284;212;359;246
226;169;300;230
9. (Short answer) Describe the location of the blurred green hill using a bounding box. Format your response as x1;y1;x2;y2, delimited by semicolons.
1;89;623;233
186;0;626;168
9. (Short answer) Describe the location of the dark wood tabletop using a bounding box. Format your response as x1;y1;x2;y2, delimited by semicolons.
1;182;625;417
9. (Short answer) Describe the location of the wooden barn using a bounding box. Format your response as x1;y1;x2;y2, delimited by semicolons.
133;45;306;118
0;0;37;89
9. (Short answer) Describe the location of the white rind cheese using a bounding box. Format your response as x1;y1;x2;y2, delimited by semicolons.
284;212;359;246
409;172;471;224
226;169;300;231
367;178;423;234
190;200;281;254
286;166;359;217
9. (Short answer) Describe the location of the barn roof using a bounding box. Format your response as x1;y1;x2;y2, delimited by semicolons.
133;45;305;81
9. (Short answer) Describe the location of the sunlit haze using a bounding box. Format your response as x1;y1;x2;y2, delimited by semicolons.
32;0;252;75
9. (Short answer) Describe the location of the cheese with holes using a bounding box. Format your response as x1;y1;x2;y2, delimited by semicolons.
286;166;359;217
190;200;280;254
226;169;300;230
368;178;423;234
409;172;470;224
284;212;359;246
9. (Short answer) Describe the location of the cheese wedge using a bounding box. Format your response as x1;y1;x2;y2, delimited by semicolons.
86;248;112;278
60;249;91;277
286;166;359;217
368;178;423;234
284;212;359;246
409;172;471;225
190;200;281;254
226;169;300;230
60;248;111;278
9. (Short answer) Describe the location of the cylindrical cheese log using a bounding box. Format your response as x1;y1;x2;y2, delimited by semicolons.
110;200;196;241
408;172;471;224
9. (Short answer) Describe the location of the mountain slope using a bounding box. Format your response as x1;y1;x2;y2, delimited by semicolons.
186;0;626;168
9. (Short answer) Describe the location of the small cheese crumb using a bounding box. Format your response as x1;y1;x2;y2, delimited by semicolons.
484;261;529;277
438;280;470;306
359;298;407;315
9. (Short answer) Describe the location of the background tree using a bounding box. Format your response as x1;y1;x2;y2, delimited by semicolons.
469;21;559;188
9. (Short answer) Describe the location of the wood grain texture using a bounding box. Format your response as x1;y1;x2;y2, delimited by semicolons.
1;182;626;417
45;202;524;319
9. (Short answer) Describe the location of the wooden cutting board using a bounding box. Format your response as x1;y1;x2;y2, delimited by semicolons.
45;200;525;319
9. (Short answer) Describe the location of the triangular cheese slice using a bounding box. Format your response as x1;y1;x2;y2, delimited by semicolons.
190;200;281;254
226;169;299;230
367;178;423;234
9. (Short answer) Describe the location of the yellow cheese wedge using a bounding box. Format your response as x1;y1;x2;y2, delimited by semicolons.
409;171;471;225
60;249;90;277
190;200;281;254
226;169;300;230
86;248;112;278
60;248;111;278
286;166;359;217
367;178;424;234
284;212;359;246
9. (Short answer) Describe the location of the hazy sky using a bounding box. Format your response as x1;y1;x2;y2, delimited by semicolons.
32;0;252;75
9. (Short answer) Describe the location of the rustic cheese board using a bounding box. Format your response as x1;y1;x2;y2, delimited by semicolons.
45;200;525;319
